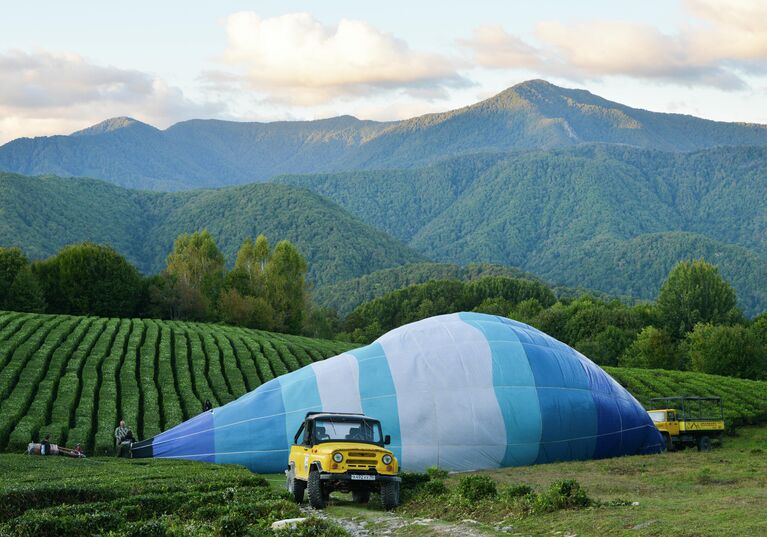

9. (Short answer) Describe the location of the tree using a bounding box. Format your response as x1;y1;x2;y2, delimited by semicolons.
656;260;739;338
232;235;270;296
687;323;767;379
218;288;274;329
33;243;142;317
166;230;225;290
265;240;308;334
0;247;29;307
619;326;681;370
165;230;225;318
575;326;636;366
5;266;46;313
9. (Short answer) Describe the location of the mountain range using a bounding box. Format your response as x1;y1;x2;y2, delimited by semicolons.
2;80;767;191
1;80;766;315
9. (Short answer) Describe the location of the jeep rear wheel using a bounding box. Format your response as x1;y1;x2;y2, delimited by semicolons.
286;468;305;503
308;470;326;509
698;436;711;452
352;489;370;504
380;481;399;510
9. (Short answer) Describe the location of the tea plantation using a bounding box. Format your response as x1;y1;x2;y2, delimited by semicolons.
0;311;352;454
0;454;348;536
1;310;767;458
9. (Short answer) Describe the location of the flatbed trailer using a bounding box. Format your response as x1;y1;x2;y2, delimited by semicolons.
648;396;725;452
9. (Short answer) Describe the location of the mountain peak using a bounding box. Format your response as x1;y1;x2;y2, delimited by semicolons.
72;117;156;136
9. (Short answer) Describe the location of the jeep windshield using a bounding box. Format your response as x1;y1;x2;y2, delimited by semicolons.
313;417;383;445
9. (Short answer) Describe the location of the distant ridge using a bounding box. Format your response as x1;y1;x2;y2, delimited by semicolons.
1;80;766;191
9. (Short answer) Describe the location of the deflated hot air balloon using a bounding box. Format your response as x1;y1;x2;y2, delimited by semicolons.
131;313;663;472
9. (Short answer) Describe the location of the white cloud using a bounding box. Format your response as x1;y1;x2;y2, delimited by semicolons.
214;12;468;104
461;0;767;90
0;50;223;143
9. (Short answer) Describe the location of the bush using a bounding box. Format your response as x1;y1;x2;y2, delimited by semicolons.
426;466;449;480
421;480;449;496
456;475;497;502
400;472;431;492
502;483;533;499
514;480;591;515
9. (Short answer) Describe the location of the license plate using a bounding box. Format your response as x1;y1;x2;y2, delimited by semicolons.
350;474;376;481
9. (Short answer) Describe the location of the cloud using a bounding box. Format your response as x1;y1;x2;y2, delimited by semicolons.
0;50;223;143
462;0;767;89
214;12;468;104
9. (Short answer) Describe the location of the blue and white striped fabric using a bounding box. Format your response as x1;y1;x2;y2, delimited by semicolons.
133;313;663;472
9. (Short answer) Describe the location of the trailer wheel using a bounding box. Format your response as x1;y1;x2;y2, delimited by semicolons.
698;436;711;452
308;470;326;509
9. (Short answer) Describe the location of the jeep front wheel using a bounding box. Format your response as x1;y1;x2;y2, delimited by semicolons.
380;481;399;510
308;470;326;509
286;468;305;503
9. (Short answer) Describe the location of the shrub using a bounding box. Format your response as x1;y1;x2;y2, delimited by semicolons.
422;479;449;496
426;466;449;480
502;483;533;499
400;472;431;492
456;475;497;502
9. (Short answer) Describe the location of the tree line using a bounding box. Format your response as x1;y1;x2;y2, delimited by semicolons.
0;231;314;335
340;260;767;381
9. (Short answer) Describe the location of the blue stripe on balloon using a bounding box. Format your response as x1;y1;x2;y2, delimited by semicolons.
523;340;598;464
350;343;402;464
458;312;542;467
211;378;288;472
279;365;323;450
151;409;215;462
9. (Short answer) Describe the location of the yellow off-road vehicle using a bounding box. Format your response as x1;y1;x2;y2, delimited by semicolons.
648;396;725;452
286;412;401;510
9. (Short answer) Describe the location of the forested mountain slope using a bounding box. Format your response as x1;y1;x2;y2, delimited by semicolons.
2;80;766;191
0;173;421;284
279;145;767;315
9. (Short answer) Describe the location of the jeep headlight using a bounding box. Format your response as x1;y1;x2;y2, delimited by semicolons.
382;454;393;465
332;452;343;463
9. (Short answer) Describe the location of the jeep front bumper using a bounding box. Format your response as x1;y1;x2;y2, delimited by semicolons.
319;472;401;483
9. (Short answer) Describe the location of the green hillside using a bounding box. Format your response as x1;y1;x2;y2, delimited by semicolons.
2;80;766;191
1;310;765;457
279;145;767;315
0;173;422;284
0;311;352;454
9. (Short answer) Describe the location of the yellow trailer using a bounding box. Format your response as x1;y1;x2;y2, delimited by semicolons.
648;397;724;452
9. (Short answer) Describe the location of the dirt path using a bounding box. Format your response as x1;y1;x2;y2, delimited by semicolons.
302;505;512;536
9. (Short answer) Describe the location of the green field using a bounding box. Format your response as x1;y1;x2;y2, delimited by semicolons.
0;311;352;454
2;426;765;536
0;455;346;536
1;310;767;458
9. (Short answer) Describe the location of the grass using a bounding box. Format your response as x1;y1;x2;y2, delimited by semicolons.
0;454;347;536
2;427;766;536
389;425;767;536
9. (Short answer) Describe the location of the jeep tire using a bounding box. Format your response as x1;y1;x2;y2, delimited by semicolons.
380;481;400;510
352;489;371;504
698;435;711;452
287;467;305;503
308;470;326;509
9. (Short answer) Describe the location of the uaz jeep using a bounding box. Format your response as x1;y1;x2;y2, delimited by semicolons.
286;412;401;509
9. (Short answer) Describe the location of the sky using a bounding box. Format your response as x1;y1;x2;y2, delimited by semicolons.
1;0;767;143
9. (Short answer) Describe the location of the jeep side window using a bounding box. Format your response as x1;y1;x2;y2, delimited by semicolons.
302;421;313;446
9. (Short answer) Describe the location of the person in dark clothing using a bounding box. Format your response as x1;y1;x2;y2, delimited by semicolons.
40;434;51;456
203;399;213;412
